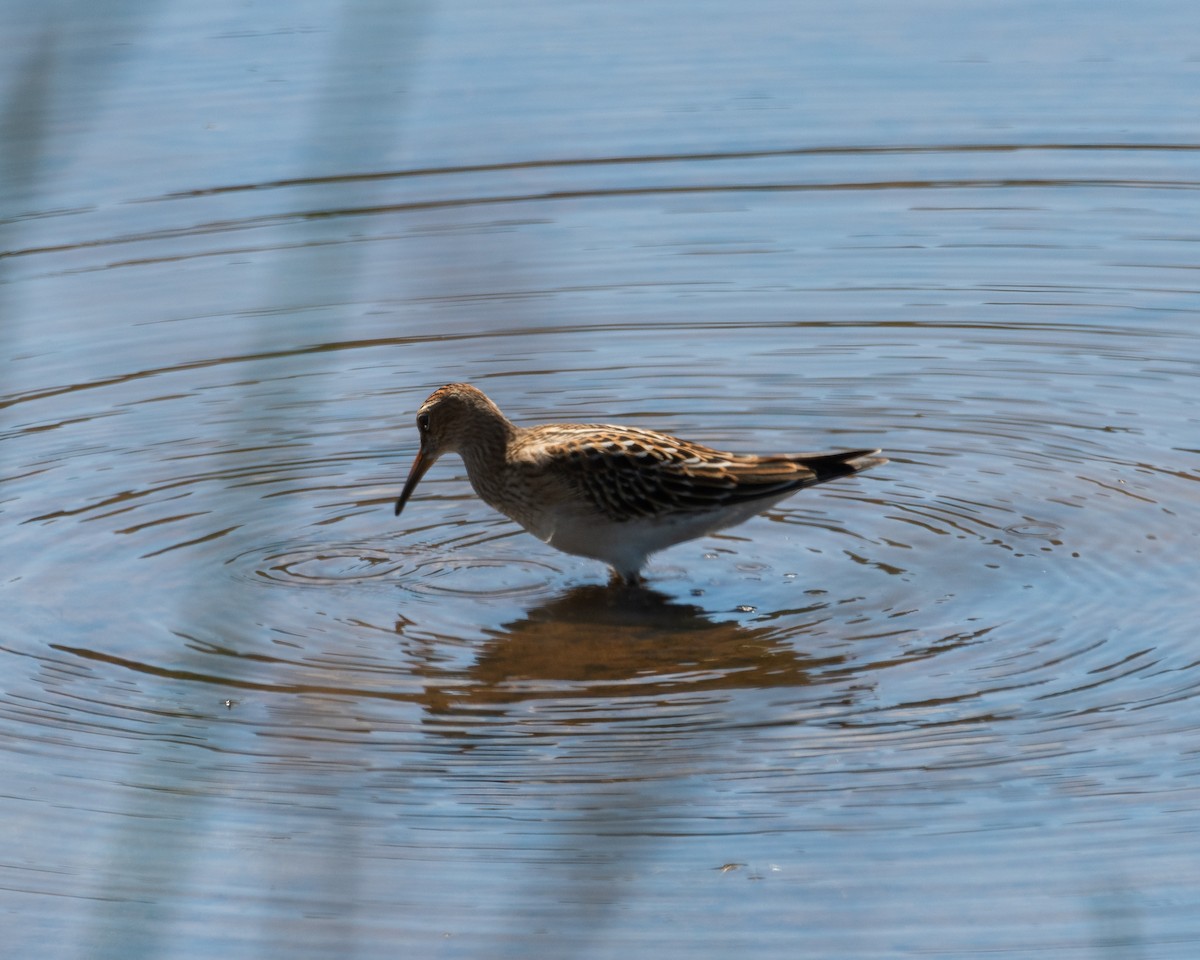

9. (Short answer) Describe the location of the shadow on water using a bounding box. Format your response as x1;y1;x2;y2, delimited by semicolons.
1;3;434;957
1;20;69;429
407;583;844;959
415;583;840;712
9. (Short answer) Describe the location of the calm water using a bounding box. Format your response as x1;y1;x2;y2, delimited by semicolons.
3;1;1200;957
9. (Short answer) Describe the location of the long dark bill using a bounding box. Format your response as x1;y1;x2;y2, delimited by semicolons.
394;448;437;516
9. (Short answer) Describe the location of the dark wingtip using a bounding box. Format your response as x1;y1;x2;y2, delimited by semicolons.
804;449;887;483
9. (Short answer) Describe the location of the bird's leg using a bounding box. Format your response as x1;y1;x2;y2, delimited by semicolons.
609;567;644;588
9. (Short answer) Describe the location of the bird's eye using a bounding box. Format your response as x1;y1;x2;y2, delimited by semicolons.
417;412;431;433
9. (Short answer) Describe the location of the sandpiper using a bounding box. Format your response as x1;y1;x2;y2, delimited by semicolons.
394;383;886;583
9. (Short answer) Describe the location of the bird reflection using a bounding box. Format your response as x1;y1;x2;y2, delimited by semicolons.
396;581;853;958
408;582;844;715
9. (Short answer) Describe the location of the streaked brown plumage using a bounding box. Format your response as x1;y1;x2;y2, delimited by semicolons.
395;383;886;583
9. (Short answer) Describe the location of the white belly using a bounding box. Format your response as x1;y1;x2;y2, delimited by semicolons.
528;496;789;577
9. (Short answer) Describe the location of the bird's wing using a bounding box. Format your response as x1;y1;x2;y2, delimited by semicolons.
517;425;862;521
